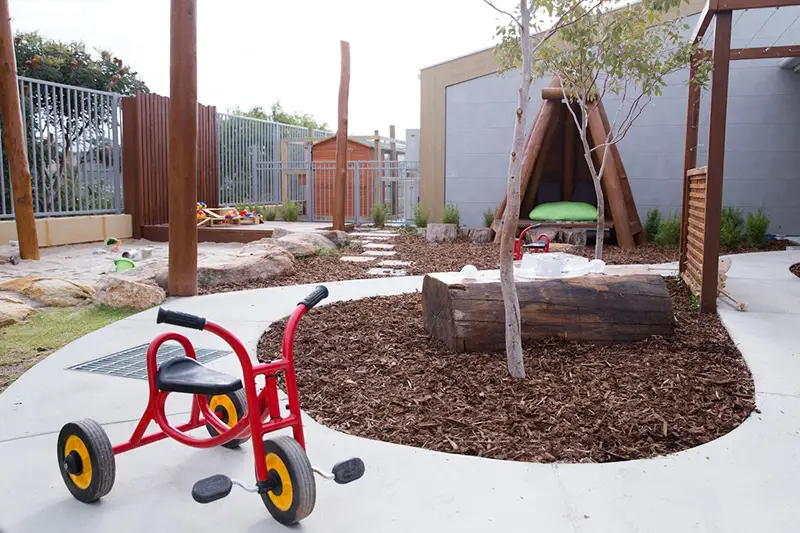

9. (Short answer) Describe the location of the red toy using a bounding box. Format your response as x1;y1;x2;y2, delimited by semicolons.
56;286;363;525
514;225;551;260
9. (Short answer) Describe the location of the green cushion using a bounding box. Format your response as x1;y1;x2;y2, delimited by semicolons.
529;201;597;222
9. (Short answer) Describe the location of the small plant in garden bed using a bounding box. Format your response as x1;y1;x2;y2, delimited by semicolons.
720;207;744;249
482;207;496;228
745;207;769;249
398;224;419;236
280;201;301;222
372;203;390;227
413;205;428;228
654;211;680;247
442;203;460;226
644;208;661;243
263;206;277;221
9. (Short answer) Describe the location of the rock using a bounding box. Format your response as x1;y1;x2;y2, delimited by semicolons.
94;277;166;310
320;230;350;247
0;276;94;307
154;243;295;293
275;233;337;257
460;227;494;243
425;223;458;243
270;227;292;239
0;295;35;327
549;243;584;254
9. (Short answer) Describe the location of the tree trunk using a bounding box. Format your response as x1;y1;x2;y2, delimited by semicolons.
500;0;533;379
333;41;350;231
594;179;605;260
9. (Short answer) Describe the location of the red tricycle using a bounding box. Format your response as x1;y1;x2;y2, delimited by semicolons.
56;285;364;525
514;225;551;260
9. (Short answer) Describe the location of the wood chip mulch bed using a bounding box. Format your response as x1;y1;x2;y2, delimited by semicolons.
258;277;755;464
791;263;800;278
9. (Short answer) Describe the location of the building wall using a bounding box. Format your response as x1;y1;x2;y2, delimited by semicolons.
443;11;800;233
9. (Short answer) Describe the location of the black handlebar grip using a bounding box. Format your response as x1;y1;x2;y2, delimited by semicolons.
156;308;207;330
300;285;329;310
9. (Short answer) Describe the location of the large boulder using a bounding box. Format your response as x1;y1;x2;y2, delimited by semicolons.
0;276;94;307
94;277;166;310
270;227;292;239
155;243;295;293
0;295;35;327
274;233;337;257
319;230;350;247
426;223;458;243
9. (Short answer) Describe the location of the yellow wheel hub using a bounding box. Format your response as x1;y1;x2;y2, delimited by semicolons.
265;452;293;512
64;435;92;490
209;395;238;427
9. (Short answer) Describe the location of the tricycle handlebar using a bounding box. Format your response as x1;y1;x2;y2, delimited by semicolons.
299;285;329;310
157;308;207;331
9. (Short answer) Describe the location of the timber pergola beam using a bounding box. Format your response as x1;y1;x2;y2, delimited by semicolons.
680;0;800;313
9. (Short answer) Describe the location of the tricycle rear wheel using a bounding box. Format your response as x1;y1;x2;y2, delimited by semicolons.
57;419;116;503
260;436;316;525
205;388;250;449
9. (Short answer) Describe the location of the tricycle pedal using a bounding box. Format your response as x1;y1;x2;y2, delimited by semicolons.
191;474;232;504
332;458;365;485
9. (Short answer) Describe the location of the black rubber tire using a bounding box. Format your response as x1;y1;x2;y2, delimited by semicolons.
206;388;250;449
57;419;116;503
260;436;316;525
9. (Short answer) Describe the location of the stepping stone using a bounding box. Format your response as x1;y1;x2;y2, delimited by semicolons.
362;250;397;257
379;260;413;267
340;256;376;263
362;236;391;241
367;268;407;277
363;243;395;249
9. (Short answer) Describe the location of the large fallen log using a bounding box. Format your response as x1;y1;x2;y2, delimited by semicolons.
422;273;673;352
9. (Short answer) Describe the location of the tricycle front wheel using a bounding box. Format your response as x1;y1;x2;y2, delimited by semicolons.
57;419;116;503
260;436;316;525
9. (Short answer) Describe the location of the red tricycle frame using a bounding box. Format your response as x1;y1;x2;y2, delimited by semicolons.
112;303;310;486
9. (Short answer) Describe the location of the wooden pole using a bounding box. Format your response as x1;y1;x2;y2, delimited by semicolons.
680;56;701;273
167;0;198;296
700;11;732;314
333;40;350;231
0;0;39;259
389;124;397;215
562;105;575;202
373;129;381;208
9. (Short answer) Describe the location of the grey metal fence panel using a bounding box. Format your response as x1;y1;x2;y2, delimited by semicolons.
0;77;123;219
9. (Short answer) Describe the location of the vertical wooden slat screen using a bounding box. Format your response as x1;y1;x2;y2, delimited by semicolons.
122;92;219;234
682;166;707;291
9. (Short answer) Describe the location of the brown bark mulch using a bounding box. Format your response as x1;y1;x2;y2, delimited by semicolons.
258;277;755;464
791;263;800;278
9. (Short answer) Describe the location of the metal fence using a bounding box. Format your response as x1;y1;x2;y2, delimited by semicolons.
218;112;329;206
0;77;123;219
245;158;419;223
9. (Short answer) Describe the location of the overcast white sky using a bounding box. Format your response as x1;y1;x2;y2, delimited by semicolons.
9;0;517;139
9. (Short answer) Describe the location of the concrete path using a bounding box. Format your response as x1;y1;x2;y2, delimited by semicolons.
1;251;799;532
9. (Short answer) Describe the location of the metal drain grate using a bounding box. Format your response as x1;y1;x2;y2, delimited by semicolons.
68;343;231;381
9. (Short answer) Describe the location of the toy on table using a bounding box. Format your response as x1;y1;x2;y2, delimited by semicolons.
56;286;364;526
513;225;550;260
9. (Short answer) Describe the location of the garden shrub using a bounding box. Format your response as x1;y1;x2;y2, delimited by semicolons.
720;206;744;249
442;203;460;226
654;211;680;247
281;201;300;222
263;206;277;221
413;205;428;228
745;207;769;249
482;207;496;228
644;208;661;243
372;203;389;227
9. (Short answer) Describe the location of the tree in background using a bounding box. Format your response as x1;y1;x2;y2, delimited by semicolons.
497;0;707;260
231;100;329;131
4;32;149;213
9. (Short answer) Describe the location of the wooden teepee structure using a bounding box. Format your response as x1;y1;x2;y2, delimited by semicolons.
491;82;644;249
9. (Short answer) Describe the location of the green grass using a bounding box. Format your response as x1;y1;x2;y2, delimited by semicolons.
0;305;136;393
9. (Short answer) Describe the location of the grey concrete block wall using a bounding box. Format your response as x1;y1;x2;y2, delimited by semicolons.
444;10;800;233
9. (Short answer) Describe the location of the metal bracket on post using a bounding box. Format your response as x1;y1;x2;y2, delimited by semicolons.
353;161;360;224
